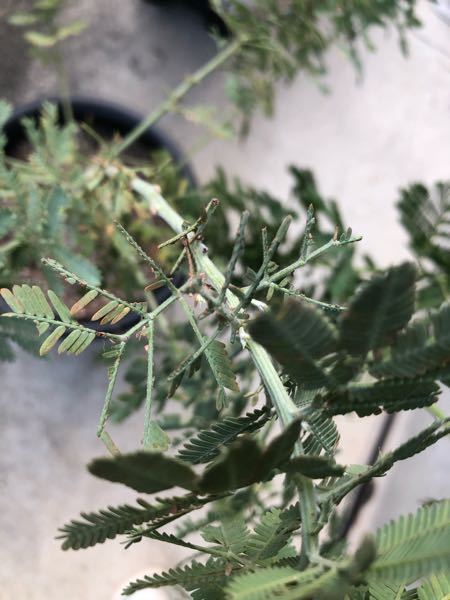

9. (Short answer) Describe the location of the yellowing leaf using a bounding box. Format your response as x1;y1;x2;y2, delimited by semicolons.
40;325;66;355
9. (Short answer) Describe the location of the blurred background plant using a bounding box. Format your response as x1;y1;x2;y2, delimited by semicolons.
7;0;86;121
0;0;425;326
0;100;192;314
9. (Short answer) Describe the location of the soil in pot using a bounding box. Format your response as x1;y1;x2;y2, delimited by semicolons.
0;98;196;332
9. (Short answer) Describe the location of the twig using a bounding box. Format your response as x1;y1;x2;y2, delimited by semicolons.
111;37;245;157
132;176;319;564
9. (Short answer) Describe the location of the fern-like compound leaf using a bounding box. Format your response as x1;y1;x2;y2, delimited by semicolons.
369;500;450;583
1;284;123;357
417;573;450;600
249;299;337;389
199;419;301;494
122;558;230;595
370;303;450;379
398;181;450;272
297;389;339;455
245;509;296;565
225;565;325;600
339;263;416;357
303;409;339;456
202;516;249;555
177;407;270;464
206;340;240;393
320;377;439;417
58;494;213;551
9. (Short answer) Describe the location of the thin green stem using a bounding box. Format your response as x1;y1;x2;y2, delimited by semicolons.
111;37;244;157
97;341;125;443
54;50;73;124
218;210;250;306
426;404;448;421
100;431;121;456
267;283;346;313
322;418;450;507
261;235;362;289
132;176;319;563
143;320;155;448
239;216;292;310
158;199;219;249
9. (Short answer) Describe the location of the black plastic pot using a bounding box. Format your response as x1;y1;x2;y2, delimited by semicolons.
142;0;228;36
1;97;193;335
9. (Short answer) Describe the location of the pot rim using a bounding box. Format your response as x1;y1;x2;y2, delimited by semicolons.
1;96;192;335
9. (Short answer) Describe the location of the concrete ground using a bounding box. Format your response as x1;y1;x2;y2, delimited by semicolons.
1;0;450;598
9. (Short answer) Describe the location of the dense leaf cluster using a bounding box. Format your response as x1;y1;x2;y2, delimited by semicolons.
0;101;189;301
3;172;450;598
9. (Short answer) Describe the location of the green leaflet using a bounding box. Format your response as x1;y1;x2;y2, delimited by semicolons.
44;187;67;239
302;409;339;456
249;299;338;389
70;290;99;315
58;329;82;354
177;408;270;465
369;500;450;584
11;284;50;316
1;284;112;357
39;325;66;355
2;285;70;325
199;437;264;495
47;290;72;323
91;300;118;321
0;288;24;313
339;263;416;357
206;340;240;393
138;530;201;552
